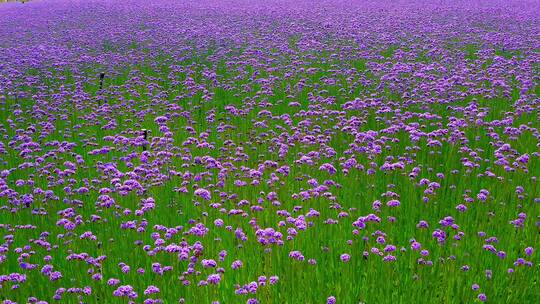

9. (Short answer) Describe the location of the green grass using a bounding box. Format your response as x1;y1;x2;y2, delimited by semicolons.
0;35;538;304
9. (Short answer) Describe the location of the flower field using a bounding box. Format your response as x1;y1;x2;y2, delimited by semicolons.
0;0;538;303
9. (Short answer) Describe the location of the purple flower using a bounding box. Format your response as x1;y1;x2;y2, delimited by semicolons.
231;260;243;269
319;163;337;175
455;204;467;212
121;265;130;273
207;274;221;285
383;255;396;262
289;251;304;261
49;271;62;281
411;241;421;250
113;285;138;299
194;188;211;200
340;253;350;262
386;199;400;207
144;285;160;295
202;259;217;268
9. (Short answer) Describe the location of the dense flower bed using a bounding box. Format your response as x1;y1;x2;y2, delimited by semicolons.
0;0;538;303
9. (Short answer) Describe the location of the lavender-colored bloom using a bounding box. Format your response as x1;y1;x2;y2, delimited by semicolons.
383;255;396;262
121;265;130;273
144;285;160;295
411;241;421;251
207;274;221;285
194;188;211;200
289;251;305;261
202;259;217;268
386;200;400;207
231;260;243;269
319;163;337;175
455;204;467;212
